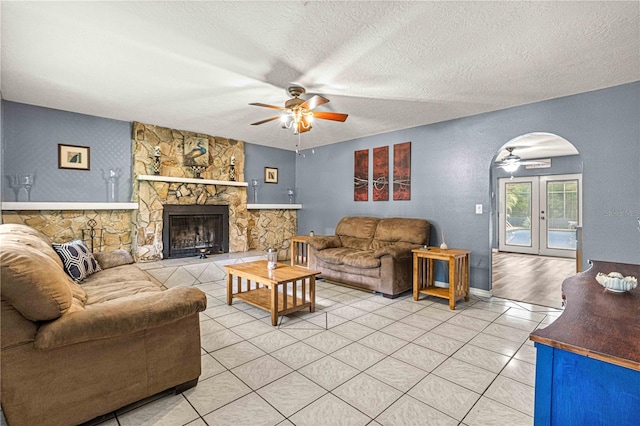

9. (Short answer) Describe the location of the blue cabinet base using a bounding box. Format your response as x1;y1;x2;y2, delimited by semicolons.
534;343;640;425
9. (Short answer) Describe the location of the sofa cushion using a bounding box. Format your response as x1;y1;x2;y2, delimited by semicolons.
314;247;353;265
335;217;380;250
0;223;64;268
94;249;134;269
308;235;342;251
0;239;73;321
342;250;380;268
372;218;430;249
83;279;162;305
81;264;154;287
53;240;102;282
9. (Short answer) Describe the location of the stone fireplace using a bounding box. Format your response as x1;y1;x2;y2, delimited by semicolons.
162;204;229;258
131;121;297;262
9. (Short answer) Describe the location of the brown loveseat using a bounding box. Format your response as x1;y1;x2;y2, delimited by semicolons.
0;224;207;426
308;216;430;297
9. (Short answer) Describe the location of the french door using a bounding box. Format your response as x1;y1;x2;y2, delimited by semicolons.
498;174;582;258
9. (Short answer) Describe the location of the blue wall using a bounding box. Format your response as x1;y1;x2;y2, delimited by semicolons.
2;102;132;202
244;143;297;204
1;101;296;205
296;82;640;291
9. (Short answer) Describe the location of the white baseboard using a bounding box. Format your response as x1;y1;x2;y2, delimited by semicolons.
469;287;492;298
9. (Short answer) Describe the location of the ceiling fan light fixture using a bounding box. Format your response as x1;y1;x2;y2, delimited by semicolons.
502;162;520;173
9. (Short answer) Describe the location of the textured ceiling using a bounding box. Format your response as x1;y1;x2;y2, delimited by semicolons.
2;1;639;151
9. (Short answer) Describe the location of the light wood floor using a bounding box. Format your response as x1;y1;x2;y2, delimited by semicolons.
492;251;576;309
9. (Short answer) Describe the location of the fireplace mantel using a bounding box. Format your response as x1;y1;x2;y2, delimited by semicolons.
137;175;248;187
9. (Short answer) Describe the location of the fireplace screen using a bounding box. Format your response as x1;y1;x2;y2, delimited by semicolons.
162;205;229;258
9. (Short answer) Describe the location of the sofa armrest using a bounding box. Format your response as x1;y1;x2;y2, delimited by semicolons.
373;243;421;259
308;235;342;251
93;250;134;269
34;287;207;349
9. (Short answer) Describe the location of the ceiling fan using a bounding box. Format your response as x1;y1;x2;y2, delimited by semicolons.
498;147;548;172
249;86;348;135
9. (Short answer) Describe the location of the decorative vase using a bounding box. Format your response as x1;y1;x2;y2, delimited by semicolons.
440;231;448;250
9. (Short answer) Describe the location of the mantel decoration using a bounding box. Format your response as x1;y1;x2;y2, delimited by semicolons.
183;137;209;167
251;178;260;203
152;146;161;175
229;155;236;181
7;173;35;201
59;144;90;170
265;167;278;184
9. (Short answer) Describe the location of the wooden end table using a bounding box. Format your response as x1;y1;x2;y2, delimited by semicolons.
412;247;471;310
290;235;310;267
225;260;320;325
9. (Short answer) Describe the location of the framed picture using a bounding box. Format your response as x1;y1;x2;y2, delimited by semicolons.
58;144;90;170
183;137;209;166
264;167;278;184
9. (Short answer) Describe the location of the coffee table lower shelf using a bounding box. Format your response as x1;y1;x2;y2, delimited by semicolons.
234;287;312;318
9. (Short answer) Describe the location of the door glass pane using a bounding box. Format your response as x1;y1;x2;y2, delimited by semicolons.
547;180;578;250
505;182;532;247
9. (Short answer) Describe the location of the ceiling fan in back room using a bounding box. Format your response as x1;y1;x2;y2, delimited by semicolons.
249;85;348;136
498;147;548;173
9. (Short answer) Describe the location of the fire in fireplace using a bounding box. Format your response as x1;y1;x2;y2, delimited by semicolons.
162;205;229;258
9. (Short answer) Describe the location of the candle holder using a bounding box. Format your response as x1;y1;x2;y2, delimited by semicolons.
267;247;277;270
251;179;260;203
190;165;206;178
152;146;161;175
6;173;35;201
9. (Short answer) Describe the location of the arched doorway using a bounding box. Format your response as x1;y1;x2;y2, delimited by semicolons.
489;133;581;308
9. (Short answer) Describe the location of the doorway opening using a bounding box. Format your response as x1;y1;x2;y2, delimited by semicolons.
490;133;581;307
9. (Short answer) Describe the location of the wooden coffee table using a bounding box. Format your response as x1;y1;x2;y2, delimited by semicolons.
225;260;320;325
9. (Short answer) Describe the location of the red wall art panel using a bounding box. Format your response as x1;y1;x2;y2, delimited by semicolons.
393;141;411;200
373;145;389;201
354;149;369;201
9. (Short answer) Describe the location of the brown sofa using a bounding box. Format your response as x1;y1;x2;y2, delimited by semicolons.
308;217;430;297
0;224;207;426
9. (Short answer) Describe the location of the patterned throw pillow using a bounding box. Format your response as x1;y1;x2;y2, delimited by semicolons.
52;240;102;282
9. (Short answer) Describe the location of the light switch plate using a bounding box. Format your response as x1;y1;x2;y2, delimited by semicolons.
475;204;483;214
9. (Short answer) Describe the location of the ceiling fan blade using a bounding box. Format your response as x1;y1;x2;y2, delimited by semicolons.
312;111;349;122
249;102;286;111
300;95;330;110
251;116;280;126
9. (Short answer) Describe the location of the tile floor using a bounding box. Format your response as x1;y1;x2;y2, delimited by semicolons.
2;252;563;426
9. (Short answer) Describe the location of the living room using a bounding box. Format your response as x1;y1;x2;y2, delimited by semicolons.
1;2;639;426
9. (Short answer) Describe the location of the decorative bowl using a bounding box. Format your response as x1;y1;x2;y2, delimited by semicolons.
595;272;637;293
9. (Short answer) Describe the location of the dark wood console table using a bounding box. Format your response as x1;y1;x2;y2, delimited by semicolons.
530;260;640;425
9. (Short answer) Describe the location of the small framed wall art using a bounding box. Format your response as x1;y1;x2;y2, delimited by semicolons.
58;144;90;170
264;167;278;184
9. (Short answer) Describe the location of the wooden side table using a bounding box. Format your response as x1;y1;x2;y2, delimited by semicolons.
290;235;310;267
413;247;471;310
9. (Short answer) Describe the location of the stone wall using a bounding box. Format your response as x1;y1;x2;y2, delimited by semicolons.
132;122;249;261
2;210;133;252
248;209;297;260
